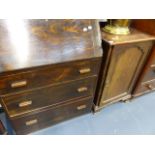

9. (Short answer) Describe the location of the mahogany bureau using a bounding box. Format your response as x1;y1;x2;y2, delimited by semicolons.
0;19;102;134
94;28;155;111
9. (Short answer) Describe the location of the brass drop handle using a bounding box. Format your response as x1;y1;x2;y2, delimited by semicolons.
151;64;155;72
77;87;88;93
79;68;91;74
77;104;87;110
25;119;38;126
11;80;27;88
18;100;32;107
145;84;153;90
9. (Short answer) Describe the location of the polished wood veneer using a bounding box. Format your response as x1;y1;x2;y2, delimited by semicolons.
0;19;101;73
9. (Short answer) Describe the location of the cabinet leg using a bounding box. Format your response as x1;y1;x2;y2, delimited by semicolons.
121;95;132;103
92;104;102;113
122;99;131;103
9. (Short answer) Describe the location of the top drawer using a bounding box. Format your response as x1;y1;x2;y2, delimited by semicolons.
0;58;101;95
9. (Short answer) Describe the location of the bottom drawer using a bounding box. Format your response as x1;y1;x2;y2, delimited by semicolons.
10;97;93;134
133;79;155;96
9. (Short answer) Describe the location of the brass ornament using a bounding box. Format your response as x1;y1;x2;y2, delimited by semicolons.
103;19;131;35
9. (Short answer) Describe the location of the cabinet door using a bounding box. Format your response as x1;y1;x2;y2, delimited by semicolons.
100;41;152;106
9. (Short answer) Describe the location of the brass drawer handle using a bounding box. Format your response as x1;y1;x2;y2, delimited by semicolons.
77;104;87;110
11;80;27;88
151;64;155;68
18;100;32;107
79;68;91;74
77;87;88;93
145;84;154;90
25;119;38;126
151;64;155;72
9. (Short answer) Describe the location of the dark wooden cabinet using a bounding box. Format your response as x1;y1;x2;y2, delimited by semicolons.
0;19;102;134
94;29;154;111
131;20;155;96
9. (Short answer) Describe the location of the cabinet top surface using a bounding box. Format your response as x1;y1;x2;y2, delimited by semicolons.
131;19;155;36
0;19;102;74
101;28;155;45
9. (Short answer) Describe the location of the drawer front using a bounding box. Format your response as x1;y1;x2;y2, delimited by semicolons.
133;80;155;96
2;77;97;117
142;63;155;81
139;46;155;82
142;80;155;91
0;59;101;95
11;97;93;134
133;46;155;96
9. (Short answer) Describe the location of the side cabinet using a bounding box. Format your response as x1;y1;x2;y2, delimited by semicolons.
94;29;154;111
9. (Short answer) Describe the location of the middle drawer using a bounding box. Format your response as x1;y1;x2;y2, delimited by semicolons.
2;77;97;117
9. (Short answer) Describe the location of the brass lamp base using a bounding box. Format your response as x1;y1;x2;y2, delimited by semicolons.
103;25;130;35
